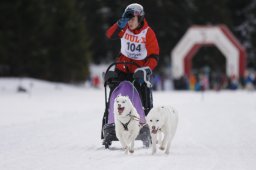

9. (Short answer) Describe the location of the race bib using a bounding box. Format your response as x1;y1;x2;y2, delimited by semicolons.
121;27;149;60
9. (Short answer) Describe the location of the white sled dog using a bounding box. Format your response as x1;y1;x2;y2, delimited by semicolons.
114;95;140;154
146;106;178;154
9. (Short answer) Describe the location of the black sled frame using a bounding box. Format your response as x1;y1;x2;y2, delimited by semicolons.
101;62;152;149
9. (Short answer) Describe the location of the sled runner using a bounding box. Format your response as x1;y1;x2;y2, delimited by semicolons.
101;62;152;149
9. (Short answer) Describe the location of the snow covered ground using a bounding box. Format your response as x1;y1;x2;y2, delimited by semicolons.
0;78;256;170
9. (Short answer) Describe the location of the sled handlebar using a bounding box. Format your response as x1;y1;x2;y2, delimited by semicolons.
103;61;141;86
105;61;140;75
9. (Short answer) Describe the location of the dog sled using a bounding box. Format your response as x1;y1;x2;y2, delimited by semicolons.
101;62;152;149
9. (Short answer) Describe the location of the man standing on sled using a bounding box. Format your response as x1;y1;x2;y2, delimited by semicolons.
105;3;160;115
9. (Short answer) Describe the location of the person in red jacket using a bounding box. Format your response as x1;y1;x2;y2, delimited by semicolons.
106;3;159;114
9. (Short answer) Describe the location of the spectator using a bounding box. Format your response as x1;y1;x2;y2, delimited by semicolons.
244;70;255;90
228;75;239;90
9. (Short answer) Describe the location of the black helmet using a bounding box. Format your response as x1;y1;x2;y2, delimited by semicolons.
124;3;145;23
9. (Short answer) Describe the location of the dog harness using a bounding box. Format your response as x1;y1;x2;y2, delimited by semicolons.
120;118;132;131
119;112;140;131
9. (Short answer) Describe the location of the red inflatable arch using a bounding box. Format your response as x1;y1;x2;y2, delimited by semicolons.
171;25;246;79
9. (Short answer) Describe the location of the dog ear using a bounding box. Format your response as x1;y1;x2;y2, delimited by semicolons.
122;96;128;103
158;106;164;112
126;96;132;105
115;95;120;102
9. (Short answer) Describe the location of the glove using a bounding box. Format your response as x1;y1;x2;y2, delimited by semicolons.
117;9;134;28
133;67;152;87
117;17;130;28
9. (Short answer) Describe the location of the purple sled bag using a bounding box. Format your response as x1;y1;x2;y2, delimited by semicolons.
107;81;146;124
